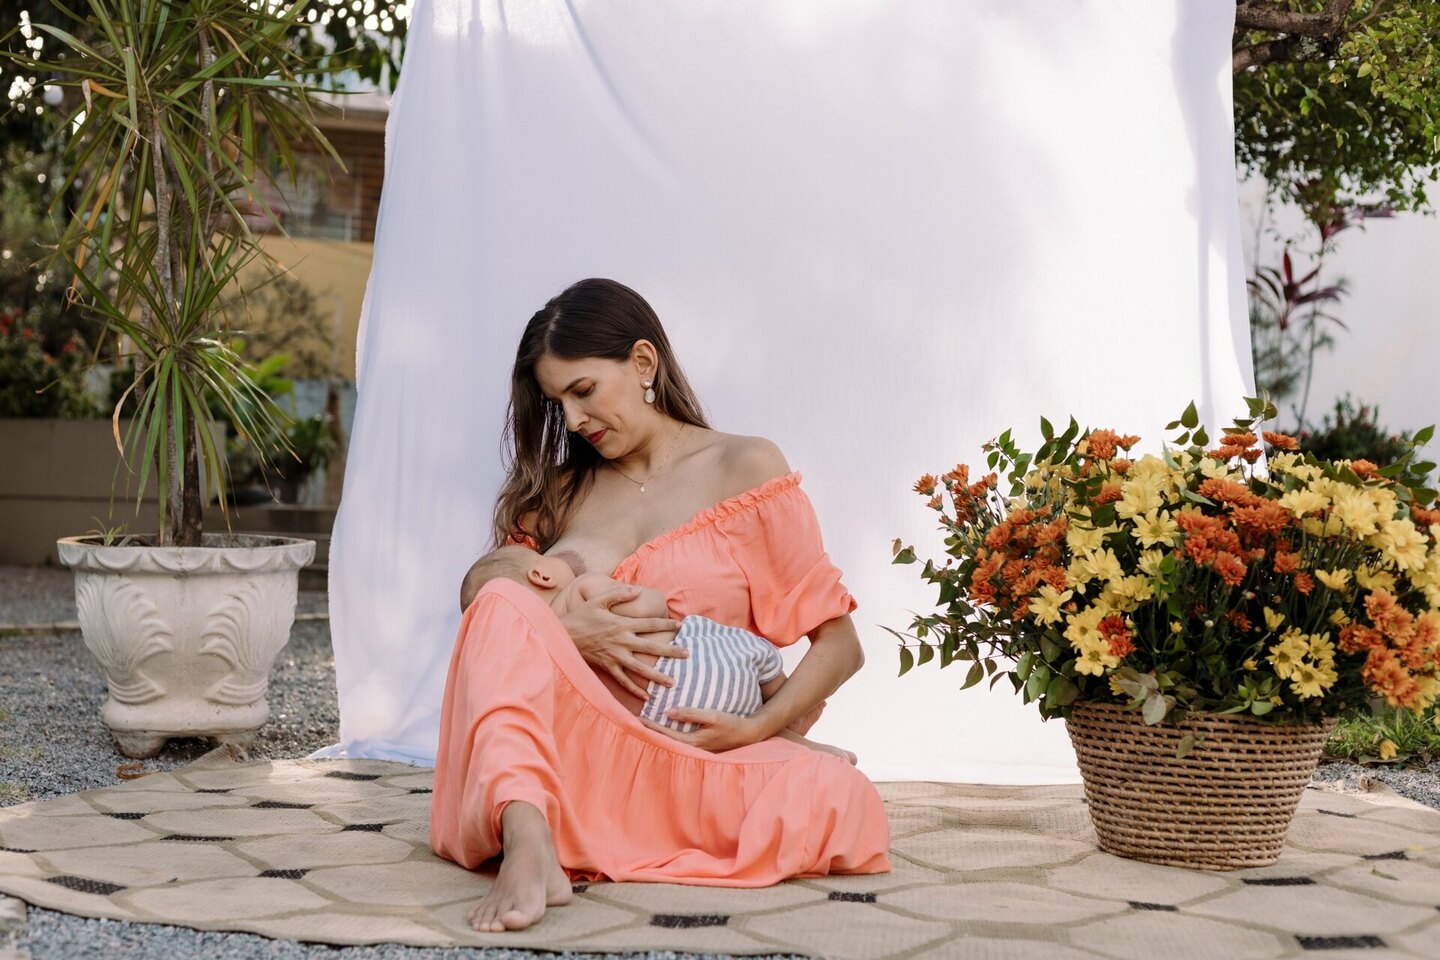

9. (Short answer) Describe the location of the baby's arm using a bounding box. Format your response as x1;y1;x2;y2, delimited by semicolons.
760;672;787;702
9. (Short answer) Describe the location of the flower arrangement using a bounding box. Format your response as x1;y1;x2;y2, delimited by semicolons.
0;308;97;418
891;398;1440;736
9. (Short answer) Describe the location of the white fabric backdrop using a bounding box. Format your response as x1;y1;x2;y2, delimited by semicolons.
319;0;1254;782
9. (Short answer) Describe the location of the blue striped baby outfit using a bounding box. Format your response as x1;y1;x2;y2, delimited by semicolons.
641;616;784;733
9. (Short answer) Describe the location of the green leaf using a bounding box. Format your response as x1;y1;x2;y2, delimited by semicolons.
917;642;934;667
1192;426;1209;447
962;661;984;690
1250;700;1274;716
1142;695;1168;725
1413;425;1435;446
1180;401;1199;429
892;546;916;565
1176;734;1196;759
898;645;914;677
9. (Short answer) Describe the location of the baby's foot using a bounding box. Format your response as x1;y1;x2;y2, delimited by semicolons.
788;699;827;736
468;803;573;933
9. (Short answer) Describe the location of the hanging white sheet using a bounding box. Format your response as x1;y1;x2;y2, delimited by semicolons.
319;0;1252;782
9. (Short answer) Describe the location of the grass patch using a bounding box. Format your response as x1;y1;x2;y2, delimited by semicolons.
0;782;29;804
1326;704;1440;766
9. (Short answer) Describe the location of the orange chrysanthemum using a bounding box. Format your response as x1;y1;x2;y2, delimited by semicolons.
1350;459;1381;480
1262;431;1299;451
1212;551;1248;587
1273;549;1301;574
914;474;939;496
1098;614;1136;658
1294;572;1315;595
1219;431;1258;448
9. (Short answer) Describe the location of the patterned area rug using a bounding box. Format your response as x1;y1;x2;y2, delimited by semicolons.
1;749;1438;959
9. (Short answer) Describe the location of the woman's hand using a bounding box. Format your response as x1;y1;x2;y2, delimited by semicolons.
638;708;765;752
559;586;683;700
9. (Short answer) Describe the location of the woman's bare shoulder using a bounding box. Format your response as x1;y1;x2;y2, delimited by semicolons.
706;432;792;494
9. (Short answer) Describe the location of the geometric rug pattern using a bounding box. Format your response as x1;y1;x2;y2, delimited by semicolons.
1;749;1438;959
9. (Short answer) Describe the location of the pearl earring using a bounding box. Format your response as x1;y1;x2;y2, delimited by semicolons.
642;379;656;404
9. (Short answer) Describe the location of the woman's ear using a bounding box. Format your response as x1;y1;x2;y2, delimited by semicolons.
630;339;658;380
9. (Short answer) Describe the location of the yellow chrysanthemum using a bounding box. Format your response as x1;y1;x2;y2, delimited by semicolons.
1029;585;1073;626
1303;515;1346;537
1288;661;1335;699
1307;631;1336;664
1356;565;1398;594
1066;523;1107;555
1378;739;1398;761
1331;487;1382;537
1262;607;1285;632
1074;637;1120;677
1130;509;1179;548
1268;452;1300;473
1064;605;1108;651
1242;658;1258;671
1198;457;1234;480
1138;549;1167;577
1116;477;1164;520
1328;608;1352;627
1267;629;1309;680
1315;569;1351;592
1278;488;1329;518
1374;518;1428;572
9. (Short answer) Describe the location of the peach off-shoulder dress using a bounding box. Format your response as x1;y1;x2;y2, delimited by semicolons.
430;473;893;885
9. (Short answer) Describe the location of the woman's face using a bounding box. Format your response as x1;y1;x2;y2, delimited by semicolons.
533;350;652;458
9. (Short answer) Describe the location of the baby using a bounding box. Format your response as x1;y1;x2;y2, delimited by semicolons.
460;544;786;733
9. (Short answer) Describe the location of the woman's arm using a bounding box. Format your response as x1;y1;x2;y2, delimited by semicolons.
643;613;863;751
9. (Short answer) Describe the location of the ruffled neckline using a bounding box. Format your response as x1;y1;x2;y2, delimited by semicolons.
612;471;802;578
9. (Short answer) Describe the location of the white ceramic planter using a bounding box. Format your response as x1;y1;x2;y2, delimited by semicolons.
56;534;316;758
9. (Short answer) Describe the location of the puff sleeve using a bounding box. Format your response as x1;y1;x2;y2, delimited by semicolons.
715;475;857;647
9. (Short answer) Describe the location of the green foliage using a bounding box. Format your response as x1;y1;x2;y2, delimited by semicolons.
1234;0;1440;216
0;0;341;545
1326;702;1440;765
1300;395;1415;467
0;307;96;417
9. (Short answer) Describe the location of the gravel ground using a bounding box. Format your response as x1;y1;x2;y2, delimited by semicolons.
1;564;1436;958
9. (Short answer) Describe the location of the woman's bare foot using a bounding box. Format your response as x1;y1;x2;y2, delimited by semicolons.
468;801;573;933
775;728;856;765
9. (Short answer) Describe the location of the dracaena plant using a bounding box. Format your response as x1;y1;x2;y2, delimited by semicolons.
1;0;340;545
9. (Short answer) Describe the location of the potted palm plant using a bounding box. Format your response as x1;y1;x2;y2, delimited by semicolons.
3;0;340;758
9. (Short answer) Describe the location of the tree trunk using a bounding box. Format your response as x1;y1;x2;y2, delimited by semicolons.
181;416;203;545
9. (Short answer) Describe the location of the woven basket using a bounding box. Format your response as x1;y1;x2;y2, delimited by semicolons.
1066;701;1337;871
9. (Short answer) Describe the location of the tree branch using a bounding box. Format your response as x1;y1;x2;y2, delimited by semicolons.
1234;0;1360;38
1233;34;1337;73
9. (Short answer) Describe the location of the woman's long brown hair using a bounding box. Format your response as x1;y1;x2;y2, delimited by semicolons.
492;279;710;550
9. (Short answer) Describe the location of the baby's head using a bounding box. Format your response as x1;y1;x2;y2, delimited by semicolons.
460;544;577;611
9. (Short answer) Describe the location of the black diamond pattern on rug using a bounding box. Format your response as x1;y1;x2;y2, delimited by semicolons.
1;846;36;853
828;892;877;903
1243;877;1316;886
341;822;388;832
252;801;314;810
163;834;236;842
104;811;147;820
46;875;125;896
408;788;433;794
258;869;310;879
1129;901;1179;911
193;788;230;794
1297;934;1386;950
571;884;589;895
324;771;382;781
1361;850;1407;860
1318;809;1357;819
650;914;729;929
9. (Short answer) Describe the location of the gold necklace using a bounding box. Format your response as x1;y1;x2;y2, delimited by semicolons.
611;423;686;493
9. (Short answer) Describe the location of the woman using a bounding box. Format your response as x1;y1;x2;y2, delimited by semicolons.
431;279;891;933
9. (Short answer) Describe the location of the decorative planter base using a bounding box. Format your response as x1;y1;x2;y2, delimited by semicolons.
57;534;316;759
1066;701;1336;871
